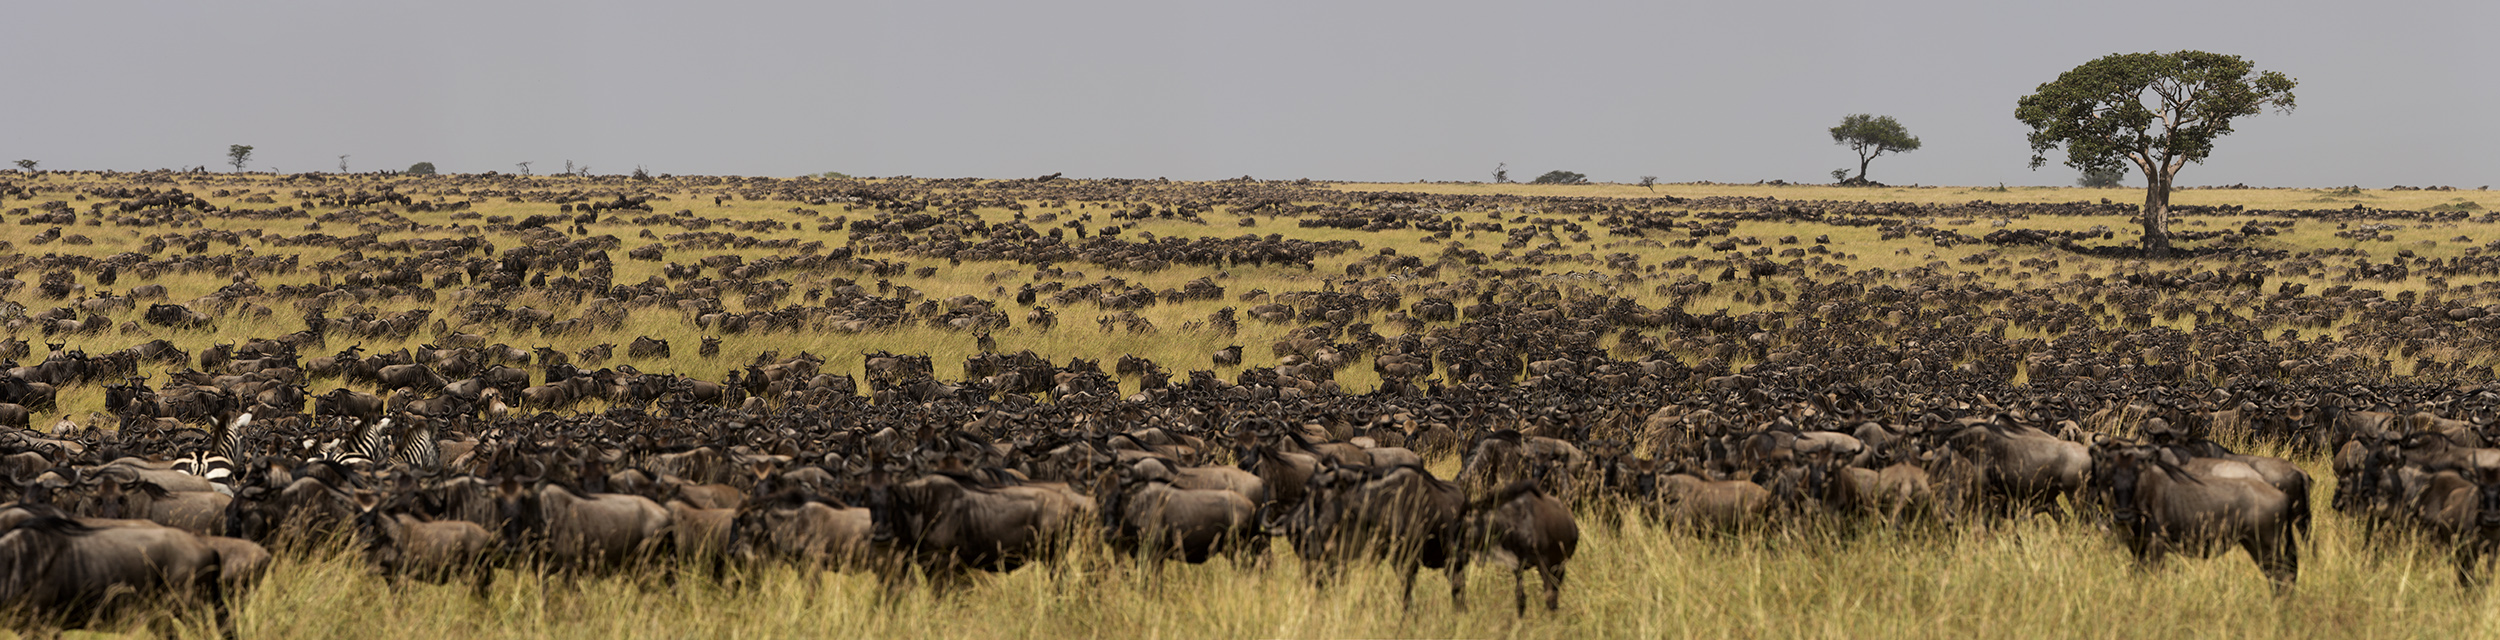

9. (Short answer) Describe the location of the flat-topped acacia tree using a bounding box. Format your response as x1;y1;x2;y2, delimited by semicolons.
2016;50;2296;256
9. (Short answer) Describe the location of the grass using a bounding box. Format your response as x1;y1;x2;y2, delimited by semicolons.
8;173;2500;637
36;475;2500;639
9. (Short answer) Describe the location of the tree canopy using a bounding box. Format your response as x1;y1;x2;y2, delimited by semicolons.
406;161;437;176
1530;170;1588;185
2016;50;2295;255
1829;114;1920;184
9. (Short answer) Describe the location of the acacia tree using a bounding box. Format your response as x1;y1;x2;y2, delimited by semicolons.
1829;114;1920;184
1530;170;1587;185
2016;51;2295;256
227;145;254;173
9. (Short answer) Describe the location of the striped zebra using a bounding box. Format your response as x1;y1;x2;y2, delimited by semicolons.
172;412;253;496
310;417;395;470
393;419;440;469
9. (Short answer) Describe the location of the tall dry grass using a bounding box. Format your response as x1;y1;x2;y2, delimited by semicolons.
6;175;2500;637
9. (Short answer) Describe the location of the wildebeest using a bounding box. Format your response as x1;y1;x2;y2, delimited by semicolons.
1098;466;1258;568
497;480;673;575
0;506;232;636
1282;464;1469;609
1947;416;2089;519
864;472;1091;595
729;490;875;572
1651;470;1774;532
1465;480;1578;614
2091;443;2300;590
352;489;497;596
315;388;386;422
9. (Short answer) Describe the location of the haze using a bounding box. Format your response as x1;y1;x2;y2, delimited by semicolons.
5;0;2491;187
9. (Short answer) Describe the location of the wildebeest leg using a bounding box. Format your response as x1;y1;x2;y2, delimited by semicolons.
2250;530;2298;592
204;562;235;640
2454;541;2484;590
1540;563;1565;611
472;567;496;600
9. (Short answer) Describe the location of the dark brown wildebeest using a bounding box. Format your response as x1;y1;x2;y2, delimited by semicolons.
2092;443;2300;590
83;465;232;536
352;490;497;597
864;472;1091;596
1946;416;2089;519
629;336;671;359
315;388;385;422
1652;472;1773;531
1098;467;1258;568
497;480;673;575
0;506;233;636
1283;464;1470;610
376;364;448;392
729;491;874;572
1128;458;1266;507
1465;480;1578;614
226;470;359;545
665;499;737;580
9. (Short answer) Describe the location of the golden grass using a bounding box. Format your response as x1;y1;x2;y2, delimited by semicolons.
9;174;2500;638
27;474;2500;640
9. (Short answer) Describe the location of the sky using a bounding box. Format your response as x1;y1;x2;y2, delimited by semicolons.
4;0;2493;187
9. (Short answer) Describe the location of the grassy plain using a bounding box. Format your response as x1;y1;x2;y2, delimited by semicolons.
4;173;2499;638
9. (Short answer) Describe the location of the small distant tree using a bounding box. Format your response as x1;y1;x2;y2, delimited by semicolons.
1638;176;1658;192
227;145;255;173
2078;167;2126;188
1492;163;1511;184
2017;50;2296;256
1831;169;1851;183
1829;114;1920;184
13;159;34;172
406;161;437;176
564;160;576;176
338;155;350;173
631;165;651;181
1530;170;1589;185
516;161;533;176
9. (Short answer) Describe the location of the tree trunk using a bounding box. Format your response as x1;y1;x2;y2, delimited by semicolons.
1857;155;1873;182
2140;170;2173;257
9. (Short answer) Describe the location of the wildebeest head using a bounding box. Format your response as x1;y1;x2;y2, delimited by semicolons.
496;477;545;553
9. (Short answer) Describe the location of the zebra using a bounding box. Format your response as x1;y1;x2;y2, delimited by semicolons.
171;412;253;496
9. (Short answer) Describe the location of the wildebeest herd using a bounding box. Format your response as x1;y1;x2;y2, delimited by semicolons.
2;171;2500;635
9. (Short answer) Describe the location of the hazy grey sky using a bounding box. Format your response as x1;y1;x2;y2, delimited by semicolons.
6;0;2492;187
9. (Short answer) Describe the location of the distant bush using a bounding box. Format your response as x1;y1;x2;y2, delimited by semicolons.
406;162;437;176
2078;167;2125;188
1530;170;1588;185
